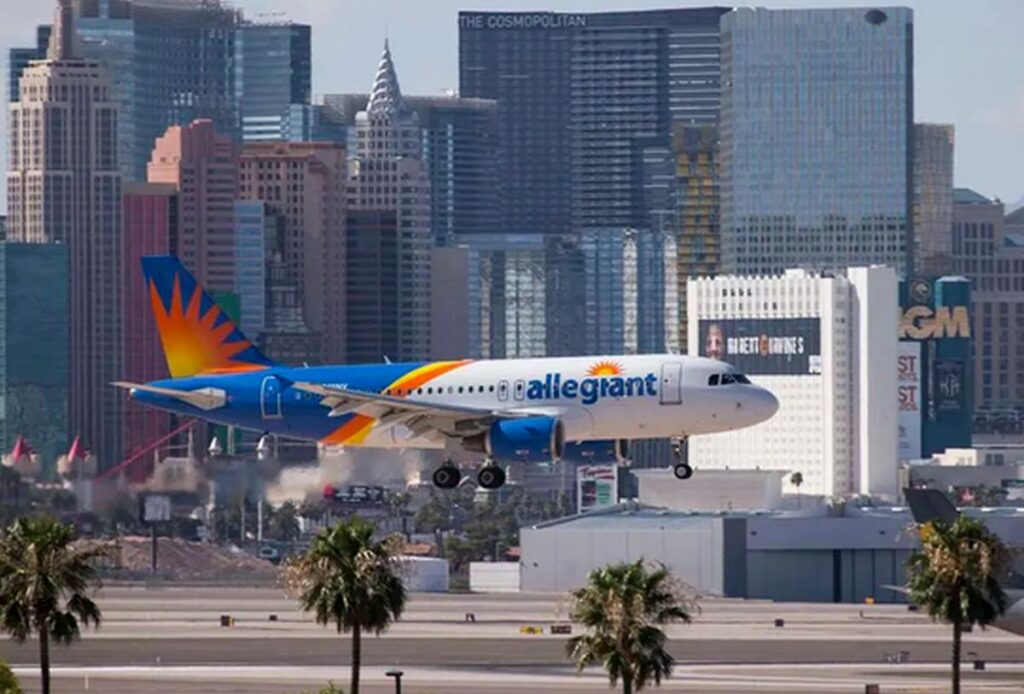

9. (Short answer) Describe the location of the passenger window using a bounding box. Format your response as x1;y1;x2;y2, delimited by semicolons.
708;375;720;386
458;386;464;394
489;385;495;392
721;374;736;385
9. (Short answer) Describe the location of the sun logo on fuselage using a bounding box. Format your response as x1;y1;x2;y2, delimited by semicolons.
587;361;624;377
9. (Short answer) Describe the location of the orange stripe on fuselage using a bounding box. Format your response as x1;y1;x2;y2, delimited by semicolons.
321;360;472;446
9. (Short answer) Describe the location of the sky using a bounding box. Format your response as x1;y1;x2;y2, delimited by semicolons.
2;0;1022;209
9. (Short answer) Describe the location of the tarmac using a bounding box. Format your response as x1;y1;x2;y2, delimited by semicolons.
3;585;1023;693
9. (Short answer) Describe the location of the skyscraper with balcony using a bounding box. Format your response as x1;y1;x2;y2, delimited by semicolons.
345;42;432;363
7;0;122;466
236;21;312;142
459;8;728;237
719;7;914;276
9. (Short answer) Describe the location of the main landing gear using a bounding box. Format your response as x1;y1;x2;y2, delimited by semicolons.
432;462;461;490
430;460;507;490
671;436;693;481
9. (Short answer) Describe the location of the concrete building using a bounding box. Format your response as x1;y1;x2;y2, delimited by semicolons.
0;241;69;468
634;469;786;512
238;142;347;363
73;0;241;181
7;24;50;103
322;93;501;246
121;183;175;471
952;189;1024;413
520;503;1024;600
236;21;311;142
345;42;431;363
913;124;955;276
7;2;122;467
148;119;239;294
720;8;914;276
688;267;899;498
459;8;728;237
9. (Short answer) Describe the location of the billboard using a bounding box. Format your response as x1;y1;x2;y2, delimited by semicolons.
322;485;387;506
698;318;821;376
577;464;618;513
897;342;922;460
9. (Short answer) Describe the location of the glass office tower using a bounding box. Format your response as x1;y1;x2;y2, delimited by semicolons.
720;8;914;276
459;8;728;236
236;22;312;142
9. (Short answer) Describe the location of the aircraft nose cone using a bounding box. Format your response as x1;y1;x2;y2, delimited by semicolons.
755;386;779;422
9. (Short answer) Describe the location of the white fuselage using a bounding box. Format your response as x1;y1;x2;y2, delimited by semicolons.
352;354;778;449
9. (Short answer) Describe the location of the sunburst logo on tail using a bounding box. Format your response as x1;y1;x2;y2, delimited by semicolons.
587;360;623;377
143;256;272;378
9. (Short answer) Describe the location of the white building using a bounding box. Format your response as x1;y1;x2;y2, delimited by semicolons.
687;267;899;499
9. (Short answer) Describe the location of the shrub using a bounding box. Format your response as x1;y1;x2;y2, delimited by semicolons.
0;662;22;694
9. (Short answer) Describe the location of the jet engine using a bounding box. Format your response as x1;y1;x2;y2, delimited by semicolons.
464;417;564;463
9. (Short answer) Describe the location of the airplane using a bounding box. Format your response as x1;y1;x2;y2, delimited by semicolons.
115;256;779;490
900;488;1024;637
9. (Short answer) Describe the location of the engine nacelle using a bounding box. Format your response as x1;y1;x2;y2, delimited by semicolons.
464;417;564;463
561;440;629;465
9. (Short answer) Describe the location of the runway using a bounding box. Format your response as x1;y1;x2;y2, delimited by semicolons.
3;586;1022;693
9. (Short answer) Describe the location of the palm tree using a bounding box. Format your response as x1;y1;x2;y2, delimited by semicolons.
566;560;695;693
284;516;407;694
907;516;1010;694
789;472;804;508
0;517;105;694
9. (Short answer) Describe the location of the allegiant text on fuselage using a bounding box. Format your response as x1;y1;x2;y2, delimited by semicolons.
526;373;658;405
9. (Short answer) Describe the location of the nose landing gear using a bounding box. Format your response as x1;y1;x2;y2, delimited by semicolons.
670;436;693;481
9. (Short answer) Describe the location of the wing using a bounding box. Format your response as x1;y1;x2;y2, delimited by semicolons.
292;382;526;440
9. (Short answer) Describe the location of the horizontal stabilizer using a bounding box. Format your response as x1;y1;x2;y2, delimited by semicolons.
112;382;227;411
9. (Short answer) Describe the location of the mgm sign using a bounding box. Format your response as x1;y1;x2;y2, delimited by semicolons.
898;305;970;341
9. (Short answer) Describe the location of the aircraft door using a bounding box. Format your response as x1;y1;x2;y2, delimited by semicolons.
498;380;510;402
659;363;683;406
513;380;526;401
261;376;283;419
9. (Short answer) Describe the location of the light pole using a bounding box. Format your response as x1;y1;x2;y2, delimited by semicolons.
385;669;404;694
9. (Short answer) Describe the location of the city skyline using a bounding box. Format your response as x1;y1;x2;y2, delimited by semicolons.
1;0;1022;207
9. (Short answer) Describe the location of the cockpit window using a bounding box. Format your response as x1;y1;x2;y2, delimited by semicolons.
735;374;751;384
708;374;720;386
720;373;736;385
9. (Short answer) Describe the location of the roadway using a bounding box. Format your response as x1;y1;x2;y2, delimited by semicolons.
3;586;1022;693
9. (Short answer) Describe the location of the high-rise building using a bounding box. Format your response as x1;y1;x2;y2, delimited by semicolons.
238;142;347;363
236;22;312;142
121;183;175;470
720;8;914;276
322;93;501;245
0;241;69;469
345;42;431;363
148;119;239;294
8;24;51;103
689;267;900;498
675;124;721;351
913;124;955;276
7;1;122;466
233;200;268;339
546;230;678;356
951;189;1024;412
459;9;728;236
74;0;241;181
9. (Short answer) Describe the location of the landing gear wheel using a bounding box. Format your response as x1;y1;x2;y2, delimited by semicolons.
477;465;506;490
432;464;461;490
673;463;694;481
